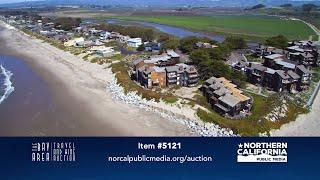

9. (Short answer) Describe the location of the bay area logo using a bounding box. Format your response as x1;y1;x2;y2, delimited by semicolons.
31;142;76;162
237;142;287;163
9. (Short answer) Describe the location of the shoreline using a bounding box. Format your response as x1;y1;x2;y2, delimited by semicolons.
0;22;196;136
2;20;319;137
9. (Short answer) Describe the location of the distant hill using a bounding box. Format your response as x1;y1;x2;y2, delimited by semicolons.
1;0;320;8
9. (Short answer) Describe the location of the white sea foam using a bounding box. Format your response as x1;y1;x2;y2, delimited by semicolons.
0;64;14;104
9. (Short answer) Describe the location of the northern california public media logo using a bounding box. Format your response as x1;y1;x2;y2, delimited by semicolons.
237;142;287;163
31;142;76;162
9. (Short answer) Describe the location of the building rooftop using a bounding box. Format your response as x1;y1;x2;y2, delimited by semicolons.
275;60;296;69
265;54;283;60
133;59;144;65
219;94;241;107
251;63;267;72
300;52;314;58
276;70;290;79
209;82;224;90
166;50;180;58
214;87;231;97
288;70;300;80
127;38;142;43
150;54;171;62
205;77;218;85
153;66;166;73
165;66;179;72
287;46;305;53
266;68;276;74
297;65;312;74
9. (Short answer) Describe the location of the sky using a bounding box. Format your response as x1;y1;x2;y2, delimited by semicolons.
0;0;319;5
0;0;39;4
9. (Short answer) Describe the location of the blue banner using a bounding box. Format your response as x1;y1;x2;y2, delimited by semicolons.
1;137;319;179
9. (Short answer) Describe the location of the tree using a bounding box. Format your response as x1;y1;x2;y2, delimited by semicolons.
265;35;288;49
179;36;200;53
231;70;247;88
162;38;179;50
189;49;210;66
302;4;317;14
224;36;248;50
142;29;155;42
54;17;82;31
250;4;265;10
158;34;171;43
137;44;145;51
207;48;224;61
212;60;232;79
280;4;293;8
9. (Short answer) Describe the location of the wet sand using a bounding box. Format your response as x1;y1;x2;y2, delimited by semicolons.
0;23;194;136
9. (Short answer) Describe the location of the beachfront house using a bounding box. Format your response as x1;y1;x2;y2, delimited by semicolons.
263;54;285;68
96;47;119;57
144;42;161;53
137;65;166;88
165;66;182;86
202;76;252;117
295;65;312;91
133;51;198;88
127;38;142;48
274;70;300;93
64;37;85;47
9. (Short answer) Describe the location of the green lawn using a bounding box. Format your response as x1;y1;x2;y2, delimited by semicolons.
113;15;316;40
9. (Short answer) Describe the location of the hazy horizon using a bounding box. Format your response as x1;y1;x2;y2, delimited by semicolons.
0;0;319;6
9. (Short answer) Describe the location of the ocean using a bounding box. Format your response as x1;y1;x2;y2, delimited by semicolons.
0;54;120;136
0;63;14;104
0;54;57;135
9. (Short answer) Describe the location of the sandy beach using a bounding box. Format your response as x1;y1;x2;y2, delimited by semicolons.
271;91;320;136
0;22;194;136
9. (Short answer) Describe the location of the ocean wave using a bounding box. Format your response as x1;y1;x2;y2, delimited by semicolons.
0;64;15;104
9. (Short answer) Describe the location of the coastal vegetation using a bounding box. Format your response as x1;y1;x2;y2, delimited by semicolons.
197;94;308;136
181;36;247;88
265;35;289;49
113;15;316;40
92;23;158;42
54;17;82;31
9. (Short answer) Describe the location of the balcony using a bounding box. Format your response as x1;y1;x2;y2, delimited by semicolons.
188;74;198;78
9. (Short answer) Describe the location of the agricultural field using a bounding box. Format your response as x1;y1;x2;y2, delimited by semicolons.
40;9;128;18
114;15;317;40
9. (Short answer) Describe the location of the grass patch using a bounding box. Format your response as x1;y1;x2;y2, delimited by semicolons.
111;53;123;61
163;96;179;104
113;15;316;40
196;93;308;136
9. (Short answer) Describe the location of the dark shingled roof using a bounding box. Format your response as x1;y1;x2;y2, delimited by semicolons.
297;65;311;74
288;70;300;80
